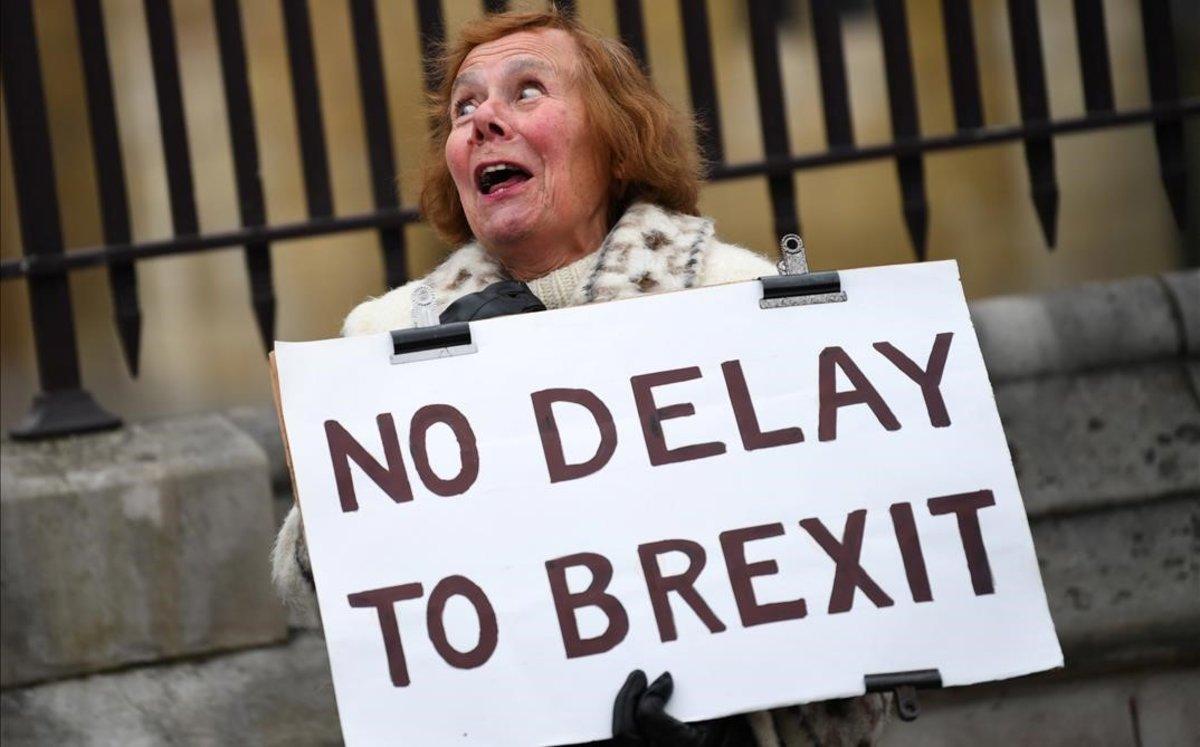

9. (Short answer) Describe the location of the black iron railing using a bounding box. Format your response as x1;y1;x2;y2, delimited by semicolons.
1;0;1196;439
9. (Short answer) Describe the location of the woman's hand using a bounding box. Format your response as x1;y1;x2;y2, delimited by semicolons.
612;670;753;746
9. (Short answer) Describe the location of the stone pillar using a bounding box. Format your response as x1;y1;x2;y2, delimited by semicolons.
1;414;287;687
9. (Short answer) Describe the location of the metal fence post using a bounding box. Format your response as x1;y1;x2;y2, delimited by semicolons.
1;0;121;440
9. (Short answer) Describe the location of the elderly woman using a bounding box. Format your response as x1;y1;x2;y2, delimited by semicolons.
274;9;888;746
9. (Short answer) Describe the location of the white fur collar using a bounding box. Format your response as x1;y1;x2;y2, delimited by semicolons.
341;202;720;336
427;202;714;312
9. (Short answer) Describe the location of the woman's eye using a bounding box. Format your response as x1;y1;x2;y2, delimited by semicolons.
518;85;543;101
455;100;478;118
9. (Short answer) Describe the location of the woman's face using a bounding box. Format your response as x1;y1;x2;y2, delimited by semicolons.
445;29;610;253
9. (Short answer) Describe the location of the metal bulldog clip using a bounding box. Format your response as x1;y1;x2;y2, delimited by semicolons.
758;233;848;309
389;282;477;365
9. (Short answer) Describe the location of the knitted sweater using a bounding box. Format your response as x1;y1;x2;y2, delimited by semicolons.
526;250;600;309
272;202;890;746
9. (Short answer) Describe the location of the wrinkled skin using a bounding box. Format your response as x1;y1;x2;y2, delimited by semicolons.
445;29;612;280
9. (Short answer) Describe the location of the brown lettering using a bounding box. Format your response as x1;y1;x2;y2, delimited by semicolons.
425;575;499;670
800;510;894;613
631;367;727;466
530;388;618;482
638;539;726;642
818;347;901;441
874;332;954;427
409;404;480;497
325;415;413;512
928;490;997;595
545;552;630;658
347;582;425;687
719;523;807;626
890;502;933;603
721;360;804;450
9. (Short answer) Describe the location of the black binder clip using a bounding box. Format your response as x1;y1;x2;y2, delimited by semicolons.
759;234;847;309
864;668;942;722
390;284;478;364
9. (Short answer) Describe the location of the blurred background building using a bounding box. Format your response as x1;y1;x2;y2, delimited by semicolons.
2;0;1197;744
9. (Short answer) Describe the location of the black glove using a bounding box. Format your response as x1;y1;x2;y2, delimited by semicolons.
611;670;755;747
438;279;546;323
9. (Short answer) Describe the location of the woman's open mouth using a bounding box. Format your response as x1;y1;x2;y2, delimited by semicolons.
476;162;533;197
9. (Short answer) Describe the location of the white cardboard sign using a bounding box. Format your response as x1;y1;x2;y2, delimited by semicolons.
274;260;1062;746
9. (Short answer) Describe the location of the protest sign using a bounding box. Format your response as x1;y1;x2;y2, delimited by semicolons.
273;260;1062;745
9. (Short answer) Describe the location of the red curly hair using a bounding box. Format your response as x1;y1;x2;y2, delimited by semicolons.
419;9;703;245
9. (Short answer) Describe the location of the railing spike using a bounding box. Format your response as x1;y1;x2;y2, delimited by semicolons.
678;0;724;169
1006;0;1060;249
1139;0;1188;231
143;0;198;235
74;0;143;376
900;160;930;259
615;0;649;73
940;0;984;131
350;0;408;290
114;291;143;376
282;0;334;218
1072;0;1115;114
251;279;277;355
876;0;929;259
416;0;446;93
1029;149;1061;247
747;0;801;243
812;0;853;148
215;0;278;352
1158;149;1187;231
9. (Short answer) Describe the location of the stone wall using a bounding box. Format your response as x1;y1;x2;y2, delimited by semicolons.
884;270;1200;744
2;270;1197;744
1;415;287;688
